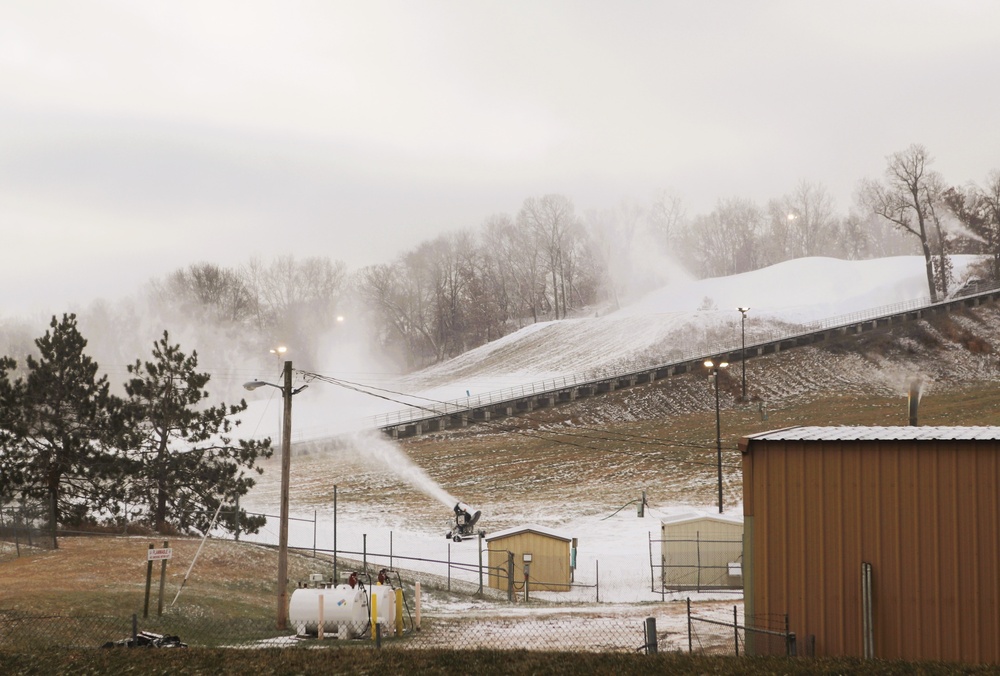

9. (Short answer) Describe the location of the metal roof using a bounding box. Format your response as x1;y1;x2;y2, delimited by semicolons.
661;511;744;526
744;426;1000;442
485;523;572;542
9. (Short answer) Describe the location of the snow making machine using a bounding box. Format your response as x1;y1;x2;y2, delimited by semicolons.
446;502;483;542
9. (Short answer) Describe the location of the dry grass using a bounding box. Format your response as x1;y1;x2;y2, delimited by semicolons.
0;535;327;618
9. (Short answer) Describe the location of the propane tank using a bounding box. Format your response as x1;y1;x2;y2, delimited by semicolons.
289;584;369;639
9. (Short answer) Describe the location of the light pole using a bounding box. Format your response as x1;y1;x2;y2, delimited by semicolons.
738;307;750;401
244;360;307;630
704;359;729;514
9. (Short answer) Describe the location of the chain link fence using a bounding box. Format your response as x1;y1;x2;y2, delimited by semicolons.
0;502;56;559
685;601;796;656
0;609;655;653
650;533;744;595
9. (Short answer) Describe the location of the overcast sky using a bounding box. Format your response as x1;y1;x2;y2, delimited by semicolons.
2;0;998;318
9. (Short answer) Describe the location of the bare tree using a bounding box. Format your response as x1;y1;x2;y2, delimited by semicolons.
942;171;1000;282
839;208;916;260
249;255;347;366
497;213;545;324
681;197;764;277
585;200;648;310
151;263;253;324
518;195;578;320
859;144;943;301
479;214;517;338
768;181;838;263
647;189;685;252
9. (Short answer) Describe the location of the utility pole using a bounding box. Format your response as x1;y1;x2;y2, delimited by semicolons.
277;359;292;630
705;359;728;514
738;307;750;401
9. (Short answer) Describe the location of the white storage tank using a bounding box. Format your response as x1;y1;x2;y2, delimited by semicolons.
370;584;396;631
288;585;369;638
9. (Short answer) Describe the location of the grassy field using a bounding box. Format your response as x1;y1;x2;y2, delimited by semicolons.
5;317;1000;672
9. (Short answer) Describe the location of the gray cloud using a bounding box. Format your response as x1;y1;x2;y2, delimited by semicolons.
2;0;999;316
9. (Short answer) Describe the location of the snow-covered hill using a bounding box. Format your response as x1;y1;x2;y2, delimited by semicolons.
271;255;977;443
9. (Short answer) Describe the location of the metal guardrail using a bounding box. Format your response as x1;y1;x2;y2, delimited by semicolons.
369;285;1000;430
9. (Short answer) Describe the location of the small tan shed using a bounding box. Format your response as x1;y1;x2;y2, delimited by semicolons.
660;511;743;590
486;524;573;592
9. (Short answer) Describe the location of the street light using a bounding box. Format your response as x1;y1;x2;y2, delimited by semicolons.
704;359;729;514
737;307;750;401
243;360;308;630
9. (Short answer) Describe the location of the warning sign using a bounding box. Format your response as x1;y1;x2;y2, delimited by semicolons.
147;548;173;561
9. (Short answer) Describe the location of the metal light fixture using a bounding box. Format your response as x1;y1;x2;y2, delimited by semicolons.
704;359;729;514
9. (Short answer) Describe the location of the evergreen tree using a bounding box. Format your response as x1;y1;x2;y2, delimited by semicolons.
0;314;127;548
124;331;271;535
0;355;20;503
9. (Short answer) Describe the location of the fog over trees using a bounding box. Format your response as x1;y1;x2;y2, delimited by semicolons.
2;145;999;376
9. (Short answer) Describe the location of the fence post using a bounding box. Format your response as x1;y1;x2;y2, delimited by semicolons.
49;493;57;549
507;552;514;602
645;617;658;654
157;540;168;616
447;542;451;592
478;532;484;594
13;509;20;557
734;605;739;656
363;534;367;575
25;504;32;547
696;531;701;593
333;485;338;583
687;598;692;653
143;543;154;618
596;560;600;603
313;510;317;558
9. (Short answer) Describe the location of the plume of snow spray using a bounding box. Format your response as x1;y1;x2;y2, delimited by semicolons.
342;430;458;509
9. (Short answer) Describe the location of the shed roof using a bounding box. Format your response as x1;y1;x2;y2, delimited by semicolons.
485;523;572;543
742;425;1000;444
661;511;744;527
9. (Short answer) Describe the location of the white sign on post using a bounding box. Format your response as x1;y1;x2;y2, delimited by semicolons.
148;548;173;561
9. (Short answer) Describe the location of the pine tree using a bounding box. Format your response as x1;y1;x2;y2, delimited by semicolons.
0;314;127;548
124;331;271;535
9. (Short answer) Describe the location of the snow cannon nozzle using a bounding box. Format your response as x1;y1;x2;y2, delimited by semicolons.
454;502;482;528
447;502;484;541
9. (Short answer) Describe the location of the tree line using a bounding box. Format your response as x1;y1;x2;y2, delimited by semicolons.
122;144;998;371
0;314;271;546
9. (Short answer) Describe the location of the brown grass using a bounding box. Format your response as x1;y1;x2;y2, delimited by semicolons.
0;535;326;617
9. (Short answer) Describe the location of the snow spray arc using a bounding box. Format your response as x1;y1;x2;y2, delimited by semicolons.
343;431;459;510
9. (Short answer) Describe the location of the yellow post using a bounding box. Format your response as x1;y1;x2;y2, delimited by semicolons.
395;588;403;636
370;593;378;641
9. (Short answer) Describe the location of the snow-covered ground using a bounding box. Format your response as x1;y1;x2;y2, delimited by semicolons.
238;255;980;625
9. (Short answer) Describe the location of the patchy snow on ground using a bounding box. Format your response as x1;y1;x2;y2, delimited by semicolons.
237;255;983;639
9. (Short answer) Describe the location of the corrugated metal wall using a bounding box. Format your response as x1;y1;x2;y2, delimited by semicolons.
743;438;1000;662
